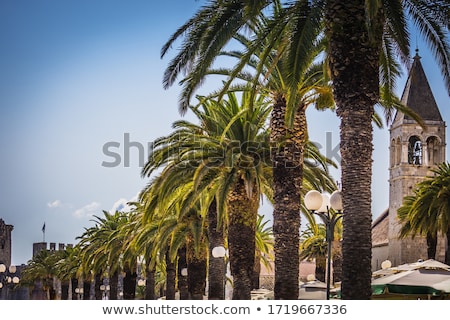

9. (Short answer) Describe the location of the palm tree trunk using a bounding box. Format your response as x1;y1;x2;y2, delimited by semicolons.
145;264;156;300
178;246;189;300
426;232;438;259
228;177;259;299
94;273;102;300
165;247;176;300
82;280;90;300
109;271;119;300
271;96;306;299
445;229;450;265
207;198;226;300
252;250;261;290
315;256;326;282
332;240;343;283
122;266;137;300
325;0;382;300
187;243;207;300
61;281;69;300
71;278;78;300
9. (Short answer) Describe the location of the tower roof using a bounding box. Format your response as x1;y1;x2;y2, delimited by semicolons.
398;50;443;122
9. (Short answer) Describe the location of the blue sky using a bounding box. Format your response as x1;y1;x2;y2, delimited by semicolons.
0;0;448;265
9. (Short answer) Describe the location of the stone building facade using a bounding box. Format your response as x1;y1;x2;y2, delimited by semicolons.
372;51;447;270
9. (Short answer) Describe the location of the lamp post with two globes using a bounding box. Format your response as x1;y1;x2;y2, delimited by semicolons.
100;284;110;300
74;286;84;300
304;190;343;300
0;263;20;300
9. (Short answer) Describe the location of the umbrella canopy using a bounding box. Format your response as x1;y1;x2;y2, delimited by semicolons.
298;280;328;300
372;259;450;298
373;259;450;277
373;269;450;294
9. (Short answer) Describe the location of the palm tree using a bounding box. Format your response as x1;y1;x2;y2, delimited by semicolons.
216;16;334;300
398;192;439;259
139;144;213;300
77;210;130;300
207;197;226;300
76;221;109;300
300;224;327;282
114;210;141;300
300;213;343;283
164;2;336;298
253;214;274;289
127;199;172;300
54;246;80;299
21;249;61;299
161;0;449;299
141;91;336;299
155;198;209;300
398;162;450;264
130;209;161;300
142;91;273;299
313;0;447;300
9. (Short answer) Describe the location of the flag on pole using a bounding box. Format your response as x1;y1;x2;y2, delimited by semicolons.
42;222;46;242
42;223;46;233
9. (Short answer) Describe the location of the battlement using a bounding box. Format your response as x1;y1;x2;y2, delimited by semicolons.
32;242;73;257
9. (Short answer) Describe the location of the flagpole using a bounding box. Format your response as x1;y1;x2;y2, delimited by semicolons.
42;223;46;242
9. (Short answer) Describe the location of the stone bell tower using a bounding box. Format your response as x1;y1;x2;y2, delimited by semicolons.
0;219;14;267
387;50;447;266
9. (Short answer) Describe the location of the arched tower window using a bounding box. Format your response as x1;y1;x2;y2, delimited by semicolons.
426;136;440;165
408;136;422;165
396;137;401;165
390;139;395;166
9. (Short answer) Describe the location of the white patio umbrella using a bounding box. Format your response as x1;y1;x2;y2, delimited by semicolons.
298;280;328;300
372;259;450;298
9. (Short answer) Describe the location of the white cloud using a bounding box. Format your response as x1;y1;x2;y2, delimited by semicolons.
73;202;101;218
110;193;139;213
47;200;62;208
110;198;128;212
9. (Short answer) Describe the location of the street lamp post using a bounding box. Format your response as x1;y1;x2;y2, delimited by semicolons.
136;279;146;300
100;284;110;300
0;263;20;300
304;190;343;300
75;286;84;300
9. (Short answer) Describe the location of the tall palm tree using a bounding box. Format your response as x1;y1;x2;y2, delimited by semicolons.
142;91;273;299
130;206;162;300
306;0;447;299
54;246;81;300
141;91;335;299
136;182;179;300
214;16;334;300
164;2;335;298
77;210;130;300
398;162;450;264
155;196;209;300
139;149;214;300
76;220;109;300
114;210;142;300
161;0;449;299
21;249;61;300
